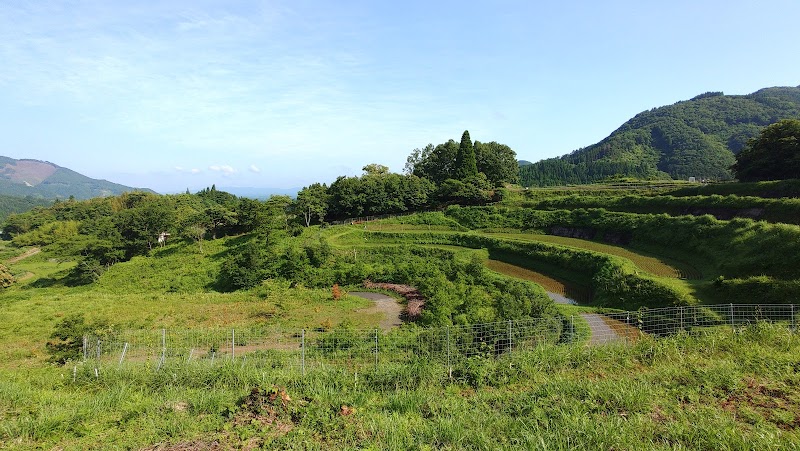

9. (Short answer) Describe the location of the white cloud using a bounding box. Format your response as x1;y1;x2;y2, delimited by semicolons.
175;166;202;174
249;164;261;173
209;165;236;175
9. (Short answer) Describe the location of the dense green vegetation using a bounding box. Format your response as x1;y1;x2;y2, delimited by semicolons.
292;130;519;223
0;194;51;223
519;86;800;186
441;205;800;293
732;118;800;182
514;192;800;225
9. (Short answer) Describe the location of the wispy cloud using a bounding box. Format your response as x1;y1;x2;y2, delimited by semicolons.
249;164;261;173
175;166;201;174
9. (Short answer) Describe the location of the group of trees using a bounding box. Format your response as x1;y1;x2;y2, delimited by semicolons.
732;119;800;182
405;131;519;187
295;130;520;224
1;186;299;285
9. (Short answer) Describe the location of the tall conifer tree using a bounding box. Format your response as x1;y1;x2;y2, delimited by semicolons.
454;130;478;180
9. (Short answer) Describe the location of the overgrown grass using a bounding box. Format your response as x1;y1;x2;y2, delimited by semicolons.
2;324;798;449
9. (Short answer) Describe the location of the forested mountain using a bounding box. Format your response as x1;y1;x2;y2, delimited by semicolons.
0;156;153;199
520;86;800;186
0;194;51;223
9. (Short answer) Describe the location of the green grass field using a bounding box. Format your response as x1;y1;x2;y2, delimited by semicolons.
1;324;798;449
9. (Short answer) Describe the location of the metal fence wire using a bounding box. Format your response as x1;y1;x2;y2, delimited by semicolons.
83;304;796;376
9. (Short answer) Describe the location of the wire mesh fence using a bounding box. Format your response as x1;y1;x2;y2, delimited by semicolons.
82;304;796;378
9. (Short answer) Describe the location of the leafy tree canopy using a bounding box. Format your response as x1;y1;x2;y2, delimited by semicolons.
732;119;800;182
406;131;518;186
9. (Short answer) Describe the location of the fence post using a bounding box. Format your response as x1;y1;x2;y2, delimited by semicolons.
231;329;235;359
570;316;575;343
507;320;512;351
83;335;87;361
161;328;166;349
446;326;452;380
729;303;735;330
119;342;128;365
301;329;306;377
679;307;684;332
374;329;379;367
157;348;165;371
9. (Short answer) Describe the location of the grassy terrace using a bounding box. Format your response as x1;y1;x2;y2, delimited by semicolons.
483;232;701;280
328;224;700;306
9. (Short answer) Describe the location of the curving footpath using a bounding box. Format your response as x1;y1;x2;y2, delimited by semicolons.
350;292;404;331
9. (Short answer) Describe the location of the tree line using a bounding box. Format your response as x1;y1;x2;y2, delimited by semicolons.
296;130;520;222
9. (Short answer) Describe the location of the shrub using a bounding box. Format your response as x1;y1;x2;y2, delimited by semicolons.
45;314;110;364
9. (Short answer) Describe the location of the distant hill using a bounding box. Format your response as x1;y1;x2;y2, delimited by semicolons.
519;86;800;186
217;186;300;199
0;156;154;199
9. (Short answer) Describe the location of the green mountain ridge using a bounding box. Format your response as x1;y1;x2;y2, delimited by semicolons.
0;156;154;199
520;85;800;186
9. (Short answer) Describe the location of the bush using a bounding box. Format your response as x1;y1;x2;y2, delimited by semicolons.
45;314;110;364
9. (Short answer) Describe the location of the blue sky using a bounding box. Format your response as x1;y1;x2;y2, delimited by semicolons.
1;0;798;193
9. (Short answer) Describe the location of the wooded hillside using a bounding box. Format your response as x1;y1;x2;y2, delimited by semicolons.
520;86;800;186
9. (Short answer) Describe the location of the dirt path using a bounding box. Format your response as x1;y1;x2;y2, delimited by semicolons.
6;247;40;264
581;313;623;345
350;292;404;331
546;292;577;305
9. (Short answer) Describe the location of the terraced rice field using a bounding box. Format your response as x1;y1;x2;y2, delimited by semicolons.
485;232;701;279
485;259;592;304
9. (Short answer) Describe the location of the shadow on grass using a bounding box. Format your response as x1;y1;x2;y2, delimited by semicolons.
207;234;254;262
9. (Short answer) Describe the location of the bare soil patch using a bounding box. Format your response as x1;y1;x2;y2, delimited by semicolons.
350;291;403;331
362;281;426;319
6;247;40;264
